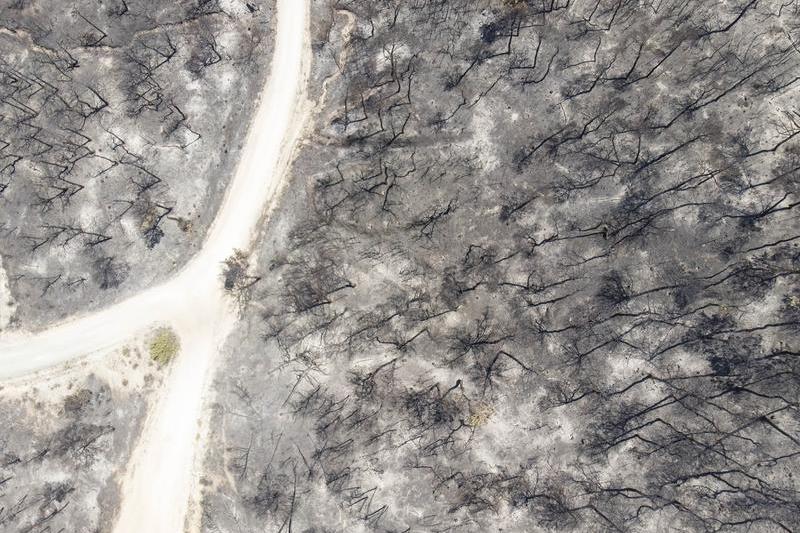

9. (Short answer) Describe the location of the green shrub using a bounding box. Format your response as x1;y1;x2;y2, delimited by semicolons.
149;328;180;366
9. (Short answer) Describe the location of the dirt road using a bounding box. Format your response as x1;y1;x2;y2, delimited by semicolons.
0;0;311;530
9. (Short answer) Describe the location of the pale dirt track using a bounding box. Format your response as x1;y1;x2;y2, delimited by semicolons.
0;0;311;530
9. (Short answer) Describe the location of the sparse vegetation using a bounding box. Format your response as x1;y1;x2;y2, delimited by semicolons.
467;403;494;428
148;328;179;366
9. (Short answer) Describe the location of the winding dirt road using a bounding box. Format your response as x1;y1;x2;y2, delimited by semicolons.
0;0;310;530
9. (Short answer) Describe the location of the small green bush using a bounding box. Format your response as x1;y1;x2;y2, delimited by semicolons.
467;402;494;428
149;328;180;366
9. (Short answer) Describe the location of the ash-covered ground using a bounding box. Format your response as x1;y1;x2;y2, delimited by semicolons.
201;1;800;532
0;0;275;329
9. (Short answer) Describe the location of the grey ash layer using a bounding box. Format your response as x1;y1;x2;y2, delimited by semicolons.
202;1;800;532
0;0;274;329
1;0;800;532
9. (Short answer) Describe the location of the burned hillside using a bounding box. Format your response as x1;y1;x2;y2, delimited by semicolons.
202;0;800;532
